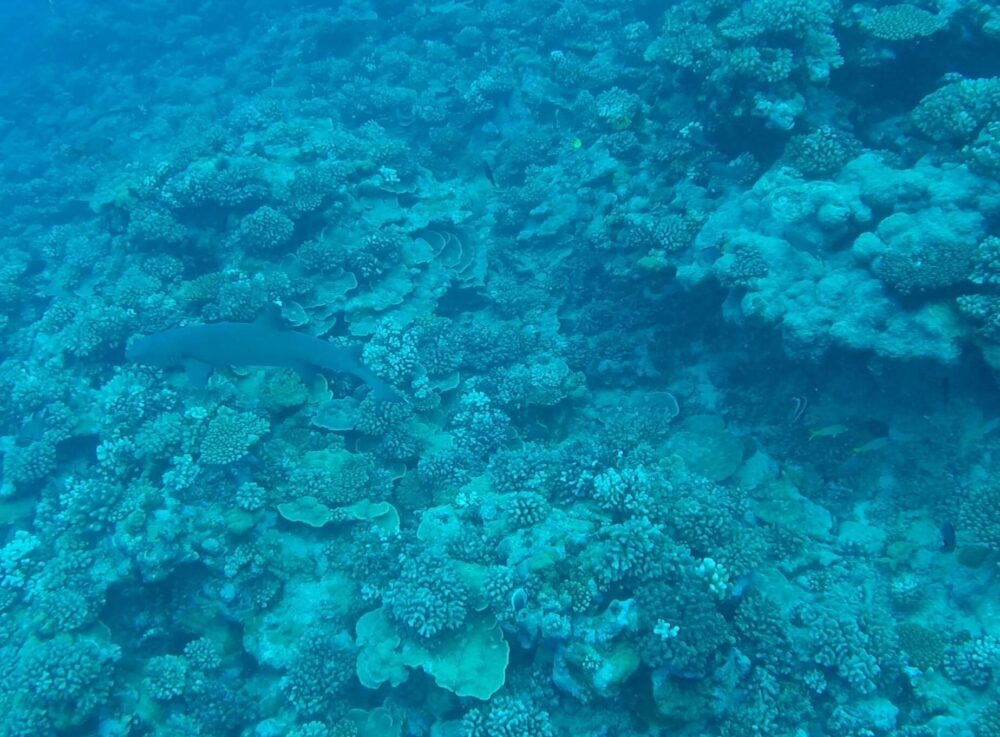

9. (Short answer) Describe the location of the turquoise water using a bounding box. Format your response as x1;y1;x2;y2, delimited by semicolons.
2;1;1000;736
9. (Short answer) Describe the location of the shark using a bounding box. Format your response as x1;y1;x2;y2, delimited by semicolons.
126;310;400;402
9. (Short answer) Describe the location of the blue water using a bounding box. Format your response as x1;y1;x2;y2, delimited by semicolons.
2;1;1000;736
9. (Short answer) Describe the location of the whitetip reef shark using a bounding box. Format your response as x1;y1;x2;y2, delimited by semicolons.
126;309;400;402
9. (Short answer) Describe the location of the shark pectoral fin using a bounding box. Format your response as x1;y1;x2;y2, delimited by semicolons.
292;362;318;388
184;360;213;388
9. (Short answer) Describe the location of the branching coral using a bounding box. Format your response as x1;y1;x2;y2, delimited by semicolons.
912;78;1000;144
384;552;469;640
11;634;120;731
198;407;269;465
279;632;356;717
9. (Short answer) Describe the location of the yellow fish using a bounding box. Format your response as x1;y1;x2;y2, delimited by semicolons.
809;424;848;441
852;436;889;454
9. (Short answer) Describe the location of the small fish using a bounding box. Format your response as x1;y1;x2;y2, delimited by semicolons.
808;424;848;441
510;588;528;612
482;160;496;187
852;436;889;454
696;244;724;265
697;236;732;266
941;522;956;553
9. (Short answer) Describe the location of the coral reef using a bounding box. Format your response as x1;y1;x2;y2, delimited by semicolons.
1;0;999;735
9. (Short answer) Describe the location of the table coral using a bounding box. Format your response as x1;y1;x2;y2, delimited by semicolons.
861;4;946;41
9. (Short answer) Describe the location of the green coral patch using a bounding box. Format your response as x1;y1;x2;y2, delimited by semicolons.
667;415;744;482
277;496;333;527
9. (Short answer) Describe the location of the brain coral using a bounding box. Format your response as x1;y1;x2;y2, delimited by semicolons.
871;208;980;296
959;482;1000;550
896;621;945;671
874;242;973;296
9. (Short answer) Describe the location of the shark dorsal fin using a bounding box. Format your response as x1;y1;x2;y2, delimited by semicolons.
254;303;284;329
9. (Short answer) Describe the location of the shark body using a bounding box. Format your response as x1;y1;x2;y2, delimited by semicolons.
127;315;400;402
